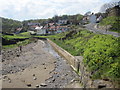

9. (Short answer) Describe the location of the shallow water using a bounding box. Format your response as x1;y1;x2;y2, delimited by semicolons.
43;41;81;88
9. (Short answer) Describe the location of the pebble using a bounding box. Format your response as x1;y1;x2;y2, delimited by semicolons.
49;76;53;79
40;83;47;87
70;79;75;83
3;75;7;79
27;83;31;87
35;85;39;88
61;77;65;80
65;73;68;76
52;78;55;82
8;80;11;83
21;79;25;82
33;74;35;76
54;61;56;63
57;75;59;77
42;63;45;65
11;71;14;74
54;72;58;74
34;67;36;68
48;80;51;83
44;67;46;69
33;77;37;80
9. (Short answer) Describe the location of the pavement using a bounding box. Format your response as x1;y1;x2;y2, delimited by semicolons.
85;23;120;37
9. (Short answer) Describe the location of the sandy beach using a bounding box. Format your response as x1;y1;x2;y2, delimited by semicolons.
2;40;56;88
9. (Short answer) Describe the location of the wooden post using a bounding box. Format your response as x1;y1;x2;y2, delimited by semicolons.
76;59;80;72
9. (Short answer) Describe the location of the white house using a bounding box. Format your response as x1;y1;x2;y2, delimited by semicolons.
35;26;46;35
96;15;103;23
58;20;68;25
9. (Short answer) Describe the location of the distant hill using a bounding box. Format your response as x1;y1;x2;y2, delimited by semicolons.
1;17;22;33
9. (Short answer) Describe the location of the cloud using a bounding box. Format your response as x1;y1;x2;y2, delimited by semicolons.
0;0;111;21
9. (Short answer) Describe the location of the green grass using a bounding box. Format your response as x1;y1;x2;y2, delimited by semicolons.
3;35;28;40
3;39;29;49
2;38;35;49
19;32;30;36
2;32;32;40
2;32;35;49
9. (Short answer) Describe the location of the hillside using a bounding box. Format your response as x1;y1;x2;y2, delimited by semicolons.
1;17;22;33
46;27;120;87
1;14;83;34
99;16;120;33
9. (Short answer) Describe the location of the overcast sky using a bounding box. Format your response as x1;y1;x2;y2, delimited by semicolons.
0;0;116;21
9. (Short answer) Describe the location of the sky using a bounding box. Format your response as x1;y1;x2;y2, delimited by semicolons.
0;0;117;21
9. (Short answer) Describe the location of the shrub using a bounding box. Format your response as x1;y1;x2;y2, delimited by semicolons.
84;35;120;83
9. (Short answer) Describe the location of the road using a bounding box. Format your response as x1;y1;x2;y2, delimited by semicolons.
1;40;82;88
85;23;120;37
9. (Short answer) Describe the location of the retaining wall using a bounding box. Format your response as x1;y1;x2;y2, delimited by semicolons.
47;39;114;88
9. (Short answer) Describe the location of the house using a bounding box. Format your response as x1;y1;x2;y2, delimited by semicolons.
96;15;103;23
57;20;68;25
48;25;69;34
43;21;69;34
89;13;97;23
28;22;40;26
15;28;23;34
82;12;98;24
82;12;92;24
82;16;90;24
29;25;39;30
48;23;55;26
35;26;46;35
28;22;41;31
56;26;69;32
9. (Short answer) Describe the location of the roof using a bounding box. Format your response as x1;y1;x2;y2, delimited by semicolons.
35;26;43;30
16;28;22;31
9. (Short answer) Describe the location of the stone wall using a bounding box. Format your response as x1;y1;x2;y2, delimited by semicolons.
47;39;114;88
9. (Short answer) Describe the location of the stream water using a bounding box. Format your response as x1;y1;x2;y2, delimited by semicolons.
43;41;82;88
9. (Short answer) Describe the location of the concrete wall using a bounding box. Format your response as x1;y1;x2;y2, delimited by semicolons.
47;39;114;88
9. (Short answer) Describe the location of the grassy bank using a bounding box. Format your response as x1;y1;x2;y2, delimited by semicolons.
46;28;120;87
2;32;31;40
99;16;120;33
2;39;34;49
2;32;36;49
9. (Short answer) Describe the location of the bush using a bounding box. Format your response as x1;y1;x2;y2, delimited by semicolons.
84;35;120;83
100;16;120;33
